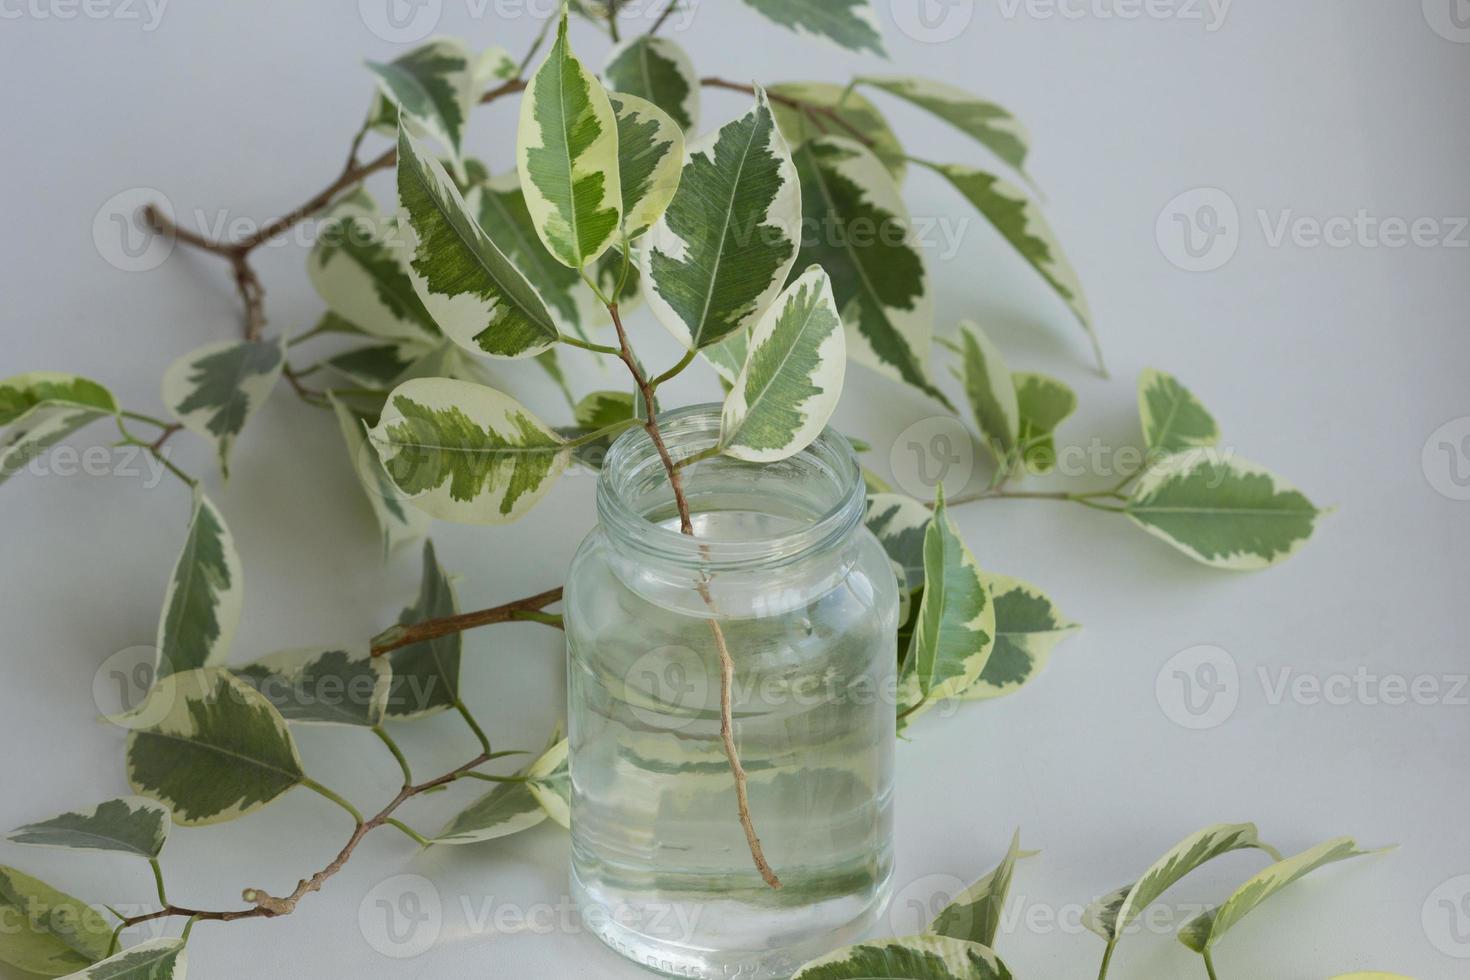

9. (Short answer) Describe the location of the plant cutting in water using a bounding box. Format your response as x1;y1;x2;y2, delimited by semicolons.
0;2;1386;978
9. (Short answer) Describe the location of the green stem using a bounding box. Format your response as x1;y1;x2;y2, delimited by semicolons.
106;923;125;957
119;410;173;430
302;779;365;826
650;348;697;388
558;333;623;356
456;700;492;754
115;419;198;489
180;915;200;943
1097;941;1117;980
673;444;721;471
385;818;433;847
1203;950;1221;980
148;858;168;907
461;771;529;784
568;418;641;447
510;610;564;628
517;13;557;75
373;727;413;786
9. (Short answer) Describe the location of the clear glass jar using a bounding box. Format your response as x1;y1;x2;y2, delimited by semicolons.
564;404;898;979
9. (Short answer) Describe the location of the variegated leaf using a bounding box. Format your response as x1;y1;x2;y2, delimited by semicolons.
912;487;995;700
1179;837;1388;954
517;13;622;269
124;670;306;827
369;379;569;525
325;341;424;390
331;395;430;557
917;161;1103;374
643;88;801;351
793;936;1011;980
435;734;562;845
161;337;285;477
0;373;117;487
0;867;112;977
793;138;949;408
769;82;906;182
526;738;570;829
156;490;243;678
948;320;1018;461
927;829;1034;948
384;540;461;719
308;190;438;345
958;573;1078;701
865;492;931;587
859;77;1030;179
1013;372;1076;474
397;126;560;358
720;265;846;462
608;92;683;240
603;35;699;133
575;390;637;430
738;0;886;56
367;38;477;178
1139;368;1219;455
1126;450;1328;570
59;938;186;980
235;644;389;727
702;330;748;386
1083;823;1280;943
7;797;170;859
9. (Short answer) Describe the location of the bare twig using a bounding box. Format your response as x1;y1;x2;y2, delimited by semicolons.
701;76;877;149
371;586;565;656
647;1;679;36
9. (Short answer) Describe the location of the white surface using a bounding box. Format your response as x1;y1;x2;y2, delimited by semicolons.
2;2;1467;978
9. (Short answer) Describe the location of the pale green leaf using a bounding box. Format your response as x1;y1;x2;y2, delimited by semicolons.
368;378;570;525
1012;372;1076;474
0;867;112;976
958;573;1078;701
384;540;461;719
574;390;636;430
526;738;570;829
608;92;684;240
367;39;477;176
793;936;1011;980
0;373;117;488
235;645;389;728
793;138;950;409
1179;837;1389;953
1083;823;1280;942
1139;368;1219;455
7;798;170;860
720;265;846;462
1126;450;1328;570
859;77;1030;178
603;35;700;133
948;320;1018;460
912;486;995;700
927;829;1033;948
161;337;286;477
331;395;431;557
123;670;306;827
156;490;243;678
738;0;886;56
59;938;186;980
435;735;562;844
864;492;931;587
325;341;424;390
643;87;802;351
769;82;906;182
517;13;622;269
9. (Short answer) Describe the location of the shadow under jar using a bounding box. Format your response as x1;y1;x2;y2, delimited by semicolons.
564;405;899;979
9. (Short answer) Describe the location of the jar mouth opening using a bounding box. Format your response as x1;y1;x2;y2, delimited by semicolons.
597;404;865;572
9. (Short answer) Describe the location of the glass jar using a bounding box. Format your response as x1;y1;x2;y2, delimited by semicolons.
564;404;899;979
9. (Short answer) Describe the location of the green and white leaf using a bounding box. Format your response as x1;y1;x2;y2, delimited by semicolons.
308;190;439;345
793;138;949;408
1083;823;1280;942
642;88;801;351
917;161;1102;373
123;670;306;827
864;492;931;587
367;38;477;177
59;938;186;980
911;487;995;700
608;92;684;240
384;540;461;719
1179;837;1388;953
793;936;1011;980
0;866;113;976
958;573;1078;701
1139;368;1219;455
0;373;117;487
397;126;560;358
435;740;561;844
7;798;170;859
720;265;846;462
517;13;622;269
161;337;286;477
156;490;243;678
1125;450;1329;570
325;341;423;390
604;35;699;133
575;390;637;430
859;77;1030;179
927;829;1033;948
1012;372;1076;474
235;644;389;728
702;330;748;386
737;0;886;56
948;320;1018;460
331;395;430;557
526;738;570;829
369;378;570;525
769;82;906;181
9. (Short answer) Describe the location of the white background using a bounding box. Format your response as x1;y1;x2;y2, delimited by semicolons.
2;1;1468;977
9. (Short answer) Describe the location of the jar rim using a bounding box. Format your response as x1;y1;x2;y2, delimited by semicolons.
596;403;865;572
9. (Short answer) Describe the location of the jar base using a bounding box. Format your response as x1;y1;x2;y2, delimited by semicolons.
572;866;893;979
